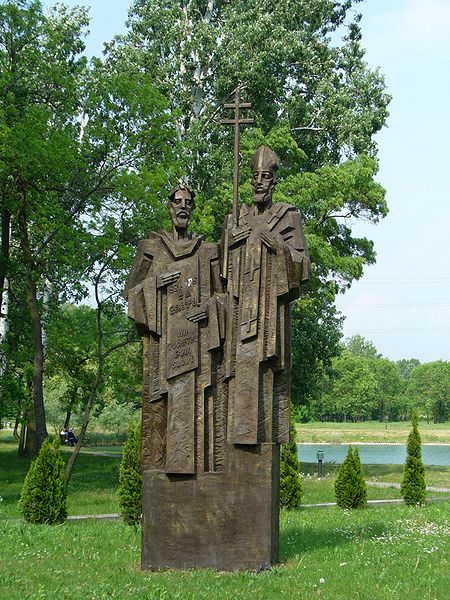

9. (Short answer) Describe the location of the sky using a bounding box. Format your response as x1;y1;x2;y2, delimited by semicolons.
50;0;450;364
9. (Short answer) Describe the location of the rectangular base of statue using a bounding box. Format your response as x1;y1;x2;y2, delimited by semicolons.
141;443;280;571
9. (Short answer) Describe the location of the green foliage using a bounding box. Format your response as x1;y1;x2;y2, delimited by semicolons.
291;296;343;416
280;415;303;509
18;437;67;523
345;334;381;359
369;357;404;421
116;0;391;410
317;350;378;421
400;412;426;507
334;446;367;509
118;419;142;525
407;361;450;423
396;358;421;380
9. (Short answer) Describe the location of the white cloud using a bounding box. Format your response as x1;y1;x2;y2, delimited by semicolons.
364;0;450;61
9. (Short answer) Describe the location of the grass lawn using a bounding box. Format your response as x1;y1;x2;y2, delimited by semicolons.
1;432;449;598
300;463;450;504
1;503;449;599
296;421;450;444
0;438;120;518
1;432;449;519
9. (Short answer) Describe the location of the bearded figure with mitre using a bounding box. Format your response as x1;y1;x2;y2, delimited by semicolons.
221;145;310;446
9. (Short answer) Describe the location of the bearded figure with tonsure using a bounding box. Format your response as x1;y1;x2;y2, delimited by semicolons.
125;184;225;475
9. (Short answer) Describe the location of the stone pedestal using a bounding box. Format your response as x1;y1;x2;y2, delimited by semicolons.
141;443;280;571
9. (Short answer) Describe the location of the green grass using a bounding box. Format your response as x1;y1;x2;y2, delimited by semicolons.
2;438;448;520
1;503;449;599
301;462;450;491
296;421;450;444
1;433;449;598
0;442;120;518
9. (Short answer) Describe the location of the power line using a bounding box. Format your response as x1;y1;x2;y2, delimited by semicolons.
340;302;450;309
344;327;450;334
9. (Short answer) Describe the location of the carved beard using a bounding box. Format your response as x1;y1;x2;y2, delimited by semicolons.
253;188;273;208
169;207;191;230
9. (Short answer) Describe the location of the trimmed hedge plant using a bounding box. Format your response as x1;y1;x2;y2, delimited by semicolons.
19;437;67;524
118;419;142;524
401;411;426;506
280;415;303;509
334;446;367;509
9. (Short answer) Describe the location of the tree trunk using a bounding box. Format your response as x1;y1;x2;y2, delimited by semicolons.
17;408;28;457
17;206;47;456
65;301;104;487
23;406;39;457
64;410;72;429
63;386;79;429
0;209;11;314
13;414;20;441
64;360;103;486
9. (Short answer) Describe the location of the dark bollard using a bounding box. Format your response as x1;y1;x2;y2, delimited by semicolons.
317;450;324;479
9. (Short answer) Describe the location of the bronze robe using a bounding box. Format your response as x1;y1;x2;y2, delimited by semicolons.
222;202;309;445
125;231;224;474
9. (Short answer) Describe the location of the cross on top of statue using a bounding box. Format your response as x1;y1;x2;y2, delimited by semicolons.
221;86;254;224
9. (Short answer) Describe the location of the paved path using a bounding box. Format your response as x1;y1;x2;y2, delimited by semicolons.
68;513;121;521
67;495;450;519
301;497;449;509
365;480;450;493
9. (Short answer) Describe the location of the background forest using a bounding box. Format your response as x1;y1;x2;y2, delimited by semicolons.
0;0;448;470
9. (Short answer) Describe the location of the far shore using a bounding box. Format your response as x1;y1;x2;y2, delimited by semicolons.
295;421;450;445
297;441;450;446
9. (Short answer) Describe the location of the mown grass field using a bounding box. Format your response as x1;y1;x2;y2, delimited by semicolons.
1;431;449;518
1;504;449;599
295;421;450;444
1;430;449;599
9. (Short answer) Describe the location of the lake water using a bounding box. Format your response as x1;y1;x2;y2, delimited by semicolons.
297;444;450;466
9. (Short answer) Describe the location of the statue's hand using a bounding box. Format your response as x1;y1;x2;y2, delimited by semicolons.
157;270;181;288
261;231;279;252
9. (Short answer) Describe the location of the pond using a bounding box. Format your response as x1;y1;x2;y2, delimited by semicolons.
297;444;450;466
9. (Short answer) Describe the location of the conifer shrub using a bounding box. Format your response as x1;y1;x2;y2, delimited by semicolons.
334;446;367;509
280;414;303;509
19;437;67;524
118;419;142;524
401;411;426;506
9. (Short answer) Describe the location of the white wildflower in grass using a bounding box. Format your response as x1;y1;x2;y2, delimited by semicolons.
319;578;325;584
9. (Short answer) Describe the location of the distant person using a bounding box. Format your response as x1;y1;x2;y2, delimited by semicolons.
67;428;78;447
60;427;69;445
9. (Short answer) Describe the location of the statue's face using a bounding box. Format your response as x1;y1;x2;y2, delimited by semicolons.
168;189;194;229
252;170;275;208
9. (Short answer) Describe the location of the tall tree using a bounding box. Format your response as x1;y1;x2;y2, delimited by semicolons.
317;350;378;421
114;0;390;408
407;362;450;423
0;1;178;456
345;334;381;359
0;0;91;454
396;358;421;380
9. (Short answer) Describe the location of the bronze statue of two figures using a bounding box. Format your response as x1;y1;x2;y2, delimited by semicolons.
125;145;309;571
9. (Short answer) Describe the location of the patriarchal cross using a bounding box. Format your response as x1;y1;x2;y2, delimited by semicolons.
221;86;254;224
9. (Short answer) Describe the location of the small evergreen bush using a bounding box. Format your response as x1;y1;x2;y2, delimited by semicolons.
401;411;426;506
19;437;67;524
334;446;367;509
118;419;142;524
280;415;303;509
